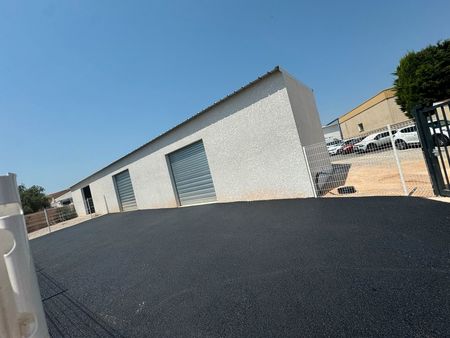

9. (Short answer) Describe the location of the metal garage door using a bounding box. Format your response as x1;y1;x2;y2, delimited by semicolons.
114;170;137;211
169;141;216;206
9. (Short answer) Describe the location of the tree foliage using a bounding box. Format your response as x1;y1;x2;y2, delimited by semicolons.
394;40;450;118
18;184;50;214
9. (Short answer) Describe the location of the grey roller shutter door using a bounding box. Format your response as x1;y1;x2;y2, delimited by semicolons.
114;170;137;212
169;141;216;206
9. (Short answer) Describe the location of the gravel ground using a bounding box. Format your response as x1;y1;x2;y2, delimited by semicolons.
325;147;434;197
28;215;98;240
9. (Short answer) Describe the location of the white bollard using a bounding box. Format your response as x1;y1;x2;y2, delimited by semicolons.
0;173;49;338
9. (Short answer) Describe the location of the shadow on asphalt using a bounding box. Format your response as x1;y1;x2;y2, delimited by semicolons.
36;267;123;337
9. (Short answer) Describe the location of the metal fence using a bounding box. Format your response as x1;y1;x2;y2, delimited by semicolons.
304;120;435;197
85;197;95;215
414;101;450;196
25;204;78;233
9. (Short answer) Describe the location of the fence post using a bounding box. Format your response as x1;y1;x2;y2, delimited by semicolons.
43;208;51;233
388;124;408;196
103;195;109;214
302;146;318;198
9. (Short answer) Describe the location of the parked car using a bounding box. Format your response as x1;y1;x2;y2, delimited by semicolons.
326;138;341;147
394;122;449;150
325;137;342;146
429;120;450;146
338;137;364;154
327;140;344;155
393;125;420;149
354;130;396;152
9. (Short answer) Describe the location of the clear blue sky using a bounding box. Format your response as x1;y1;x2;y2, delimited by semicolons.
1;1;449;193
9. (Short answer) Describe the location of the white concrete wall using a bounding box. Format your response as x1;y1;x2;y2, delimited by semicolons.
71;70;323;215
282;71;326;146
282;71;333;189
72;189;86;215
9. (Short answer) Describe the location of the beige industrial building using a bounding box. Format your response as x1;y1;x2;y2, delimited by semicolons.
339;88;410;139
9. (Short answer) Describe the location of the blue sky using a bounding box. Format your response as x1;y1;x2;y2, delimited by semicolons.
1;0;449;192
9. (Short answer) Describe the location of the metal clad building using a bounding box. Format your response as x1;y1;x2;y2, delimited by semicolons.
322;118;342;141
70;67;330;216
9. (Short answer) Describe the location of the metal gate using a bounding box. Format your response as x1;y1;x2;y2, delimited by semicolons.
414;100;450;197
114;170;137;211
168;140;216;206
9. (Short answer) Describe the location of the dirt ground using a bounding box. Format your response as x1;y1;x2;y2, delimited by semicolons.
28;214;97;240
323;148;435;197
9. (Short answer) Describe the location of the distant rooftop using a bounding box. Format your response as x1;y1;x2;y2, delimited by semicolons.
339;88;396;123
70;66;286;190
47;189;70;199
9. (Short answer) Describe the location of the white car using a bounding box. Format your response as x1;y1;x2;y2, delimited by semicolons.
326;140;343;155
393;125;420;149
429;121;450;146
354;130;396;152
394;122;449;150
325;137;341;146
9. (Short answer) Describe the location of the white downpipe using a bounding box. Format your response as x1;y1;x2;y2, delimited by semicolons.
388;125;408;196
0;173;49;338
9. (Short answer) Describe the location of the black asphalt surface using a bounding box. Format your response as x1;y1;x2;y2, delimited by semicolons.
31;197;450;337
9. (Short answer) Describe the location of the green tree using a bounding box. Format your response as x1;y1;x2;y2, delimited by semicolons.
394;39;450;118
18;184;50;214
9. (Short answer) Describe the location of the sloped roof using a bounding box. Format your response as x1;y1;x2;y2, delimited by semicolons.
47;189;70;199
70;66;282;190
339;88;396;123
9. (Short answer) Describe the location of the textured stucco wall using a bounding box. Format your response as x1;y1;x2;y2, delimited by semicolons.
282;71;333;192
71;71;323;215
282;72;326;146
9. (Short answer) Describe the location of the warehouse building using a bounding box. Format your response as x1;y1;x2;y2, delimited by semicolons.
339;88;410;139
70;67;330;216
322;118;342;141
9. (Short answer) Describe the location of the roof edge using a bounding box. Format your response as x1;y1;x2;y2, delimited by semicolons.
339;87;396;123
70;66;283;190
47;188;70;199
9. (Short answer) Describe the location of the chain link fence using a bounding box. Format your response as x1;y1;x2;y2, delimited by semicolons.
25;205;78;233
304;120;435;197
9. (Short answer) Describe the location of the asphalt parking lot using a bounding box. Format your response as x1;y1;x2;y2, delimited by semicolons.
31;197;450;337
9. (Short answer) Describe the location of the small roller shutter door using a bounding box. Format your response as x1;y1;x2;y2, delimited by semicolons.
169;141;216;206
114;170;137;211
